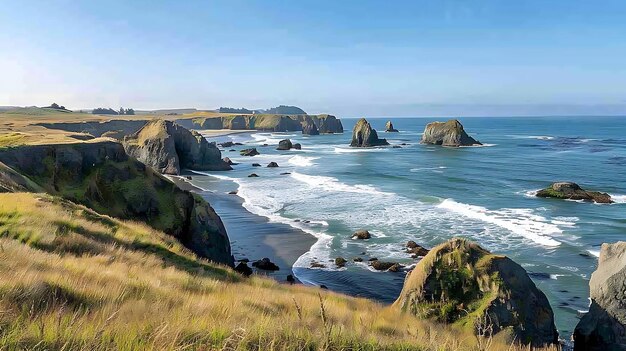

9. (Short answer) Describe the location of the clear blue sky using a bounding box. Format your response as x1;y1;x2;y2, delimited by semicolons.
1;0;626;116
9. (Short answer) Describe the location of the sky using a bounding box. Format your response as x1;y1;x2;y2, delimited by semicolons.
1;0;626;117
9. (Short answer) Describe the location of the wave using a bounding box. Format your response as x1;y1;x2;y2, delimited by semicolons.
333;147;389;153
288;155;319;167
610;194;626;204
437;199;562;247
410;166;447;172
290;172;393;196
459;143;497;148
509;135;555;140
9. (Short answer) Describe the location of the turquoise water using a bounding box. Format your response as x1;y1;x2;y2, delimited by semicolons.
193;116;626;336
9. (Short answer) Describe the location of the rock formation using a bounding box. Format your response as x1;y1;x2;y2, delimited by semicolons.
315;114;344;134
277;139;293;150
350;118;389;147
0;141;233;266
240;148;259;156
420;119;481;147
394;238;558;347
122;119;231;175
385;121;399;132
536;182;613;204
188;114;344;134
352;230;371;239
574;241;626;350
301;116;320;135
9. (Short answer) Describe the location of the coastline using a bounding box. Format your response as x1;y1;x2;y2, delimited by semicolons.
171;173;317;282
197;129;257;137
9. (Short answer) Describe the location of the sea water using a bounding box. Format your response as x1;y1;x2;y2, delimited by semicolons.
191;116;626;336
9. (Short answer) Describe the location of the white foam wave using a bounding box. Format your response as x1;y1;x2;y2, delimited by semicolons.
510;135;555;140
459;143;497;148
437;199;562;247
610;194;626;204
288;155;319;167
410;166;447;172
290;172;393;196
587;249;600;257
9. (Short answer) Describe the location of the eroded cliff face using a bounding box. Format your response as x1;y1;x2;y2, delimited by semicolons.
420;119;481;147
186;114;344;133
574;242;626;351
123;119;231;175
394;238;558;347
0;140;233;266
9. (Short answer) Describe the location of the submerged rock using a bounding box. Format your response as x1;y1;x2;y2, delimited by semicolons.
352;230;371;239
293;143;302;150
574;241;626;350
335;257;347;267
394;238;558;347
240;148;260;156
536;182;613;204
252;257;279;271
370;260;400;271
248;173;259;178
267;162;279;168
406;241;429;257
420;119;481;147
350;118;389;147
385;120;399;132
252;163;261;167
123;119;231;175
277;139;293;150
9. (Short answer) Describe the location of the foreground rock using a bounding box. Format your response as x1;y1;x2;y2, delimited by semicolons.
370;260;402;272
350;118;389;147
574;241;626;350
406;241;429;257
123;119;231;175
0;141;234;266
252;258;280;271
394;238;558;347
385;121;399;132
536;182;613;204
420;119;481;147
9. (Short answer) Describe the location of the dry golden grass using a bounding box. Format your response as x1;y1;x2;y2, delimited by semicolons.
0;193;561;351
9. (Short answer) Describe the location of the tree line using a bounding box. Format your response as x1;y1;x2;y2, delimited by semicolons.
92;107;135;115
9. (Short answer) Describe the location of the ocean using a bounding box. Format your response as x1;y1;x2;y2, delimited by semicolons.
188;116;626;336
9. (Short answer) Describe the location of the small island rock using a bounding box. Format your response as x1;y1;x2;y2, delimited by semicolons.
536;182;613;204
420;119;481;147
352;230;371;239
385;120;399;132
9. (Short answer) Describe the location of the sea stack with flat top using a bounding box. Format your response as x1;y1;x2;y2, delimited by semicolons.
420;119;481;147
350;118;389;147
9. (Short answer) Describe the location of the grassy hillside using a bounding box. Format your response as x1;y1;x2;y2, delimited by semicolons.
0;193;560;351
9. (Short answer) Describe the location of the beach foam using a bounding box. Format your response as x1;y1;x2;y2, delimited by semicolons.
288;155;319;167
437;199;562;247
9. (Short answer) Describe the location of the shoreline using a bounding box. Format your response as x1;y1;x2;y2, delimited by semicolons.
172;172;318;282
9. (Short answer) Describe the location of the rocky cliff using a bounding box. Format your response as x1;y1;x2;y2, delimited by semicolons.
420;119;481;147
394;238;558;347
350;118;389;147
187;114;344;134
36;120;148;138
574;241;626;351
301;116;320;135
123;119;231;175
0;141;234;266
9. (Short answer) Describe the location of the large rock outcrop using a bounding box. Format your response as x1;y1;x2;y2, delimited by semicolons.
301;116;320;135
420;119;481;147
350;118;389;147
394;238;558;347
186;114;344;134
0;141;234;266
536;182;613;204
313;114;344;134
123;119;231;175
574;242;626;350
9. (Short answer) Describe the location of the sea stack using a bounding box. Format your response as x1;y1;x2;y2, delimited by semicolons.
350;118;389;147
394;238;558;347
536;182;613;204
420;119;481;147
574;241;626;350
385;120;399;132
301;116;320;135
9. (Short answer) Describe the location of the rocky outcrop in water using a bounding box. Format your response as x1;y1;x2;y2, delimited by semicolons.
122;119;231;175
0;141;234;266
277;139;293;150
240;148;259;156
301;116;320;135
536;182;613;204
186;114;344;134
420;119;481;147
394;238;558;347
574;241;626;350
385;121;399;132
315;114;344;134
350;118;389;147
